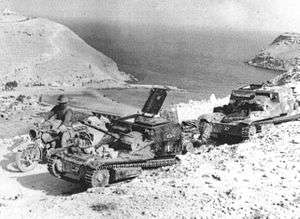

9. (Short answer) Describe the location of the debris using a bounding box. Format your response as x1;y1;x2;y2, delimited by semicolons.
211;174;221;181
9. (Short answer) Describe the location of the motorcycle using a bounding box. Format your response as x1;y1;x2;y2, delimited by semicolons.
15;121;93;172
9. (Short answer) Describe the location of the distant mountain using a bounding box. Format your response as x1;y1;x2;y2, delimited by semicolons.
0;11;132;87
248;32;300;71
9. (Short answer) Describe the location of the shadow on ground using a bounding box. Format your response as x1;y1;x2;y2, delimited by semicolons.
16;172;85;196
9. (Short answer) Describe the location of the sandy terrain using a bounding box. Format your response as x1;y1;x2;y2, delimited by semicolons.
0;11;132;88
0;69;300;218
0;83;299;218
0;121;299;218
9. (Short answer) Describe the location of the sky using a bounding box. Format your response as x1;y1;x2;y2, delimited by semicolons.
2;0;300;32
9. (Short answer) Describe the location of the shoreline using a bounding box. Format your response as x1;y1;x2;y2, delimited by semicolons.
246;61;286;73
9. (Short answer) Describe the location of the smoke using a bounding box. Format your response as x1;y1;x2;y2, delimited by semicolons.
6;0;300;32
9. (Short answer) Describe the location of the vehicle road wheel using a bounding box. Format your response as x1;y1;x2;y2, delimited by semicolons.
183;142;195;154
241;125;257;140
15;144;41;172
199;121;212;143
84;169;110;188
47;157;64;178
248;125;257;139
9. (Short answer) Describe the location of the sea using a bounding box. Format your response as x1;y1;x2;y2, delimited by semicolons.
57;19;281;105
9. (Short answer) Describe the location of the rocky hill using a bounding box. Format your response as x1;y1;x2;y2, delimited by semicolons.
0;11;132;88
248;32;300;71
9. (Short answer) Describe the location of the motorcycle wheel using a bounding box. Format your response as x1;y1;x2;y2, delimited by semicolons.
15;143;41;172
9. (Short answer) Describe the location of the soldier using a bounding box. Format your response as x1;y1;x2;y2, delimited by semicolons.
45;94;73;148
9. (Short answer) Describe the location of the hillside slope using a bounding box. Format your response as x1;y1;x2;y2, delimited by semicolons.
248;32;300;71
0;12;131;88
0;122;299;218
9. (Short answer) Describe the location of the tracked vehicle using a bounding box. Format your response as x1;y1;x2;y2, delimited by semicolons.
197;84;300;144
47;88;183;188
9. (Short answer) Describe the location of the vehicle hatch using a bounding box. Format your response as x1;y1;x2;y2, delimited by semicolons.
141;88;167;115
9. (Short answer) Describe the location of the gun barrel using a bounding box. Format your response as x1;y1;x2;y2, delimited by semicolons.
254;113;300;125
79;120;119;139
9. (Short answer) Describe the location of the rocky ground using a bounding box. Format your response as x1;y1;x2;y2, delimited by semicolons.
248;32;300;72
0;106;299;218
0;93;50;138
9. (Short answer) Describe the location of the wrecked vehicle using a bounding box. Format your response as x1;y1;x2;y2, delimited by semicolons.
47;88;183;188
190;84;300;144
16;121;93;172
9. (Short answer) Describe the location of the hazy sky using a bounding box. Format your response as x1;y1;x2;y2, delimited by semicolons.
3;0;300;32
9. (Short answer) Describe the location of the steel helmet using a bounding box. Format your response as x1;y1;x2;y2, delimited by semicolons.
57;94;69;104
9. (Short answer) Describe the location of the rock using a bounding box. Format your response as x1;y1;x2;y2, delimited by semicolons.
211;174;221;181
248;32;300;71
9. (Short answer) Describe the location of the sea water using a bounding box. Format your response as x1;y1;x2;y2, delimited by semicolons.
63;21;279;98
